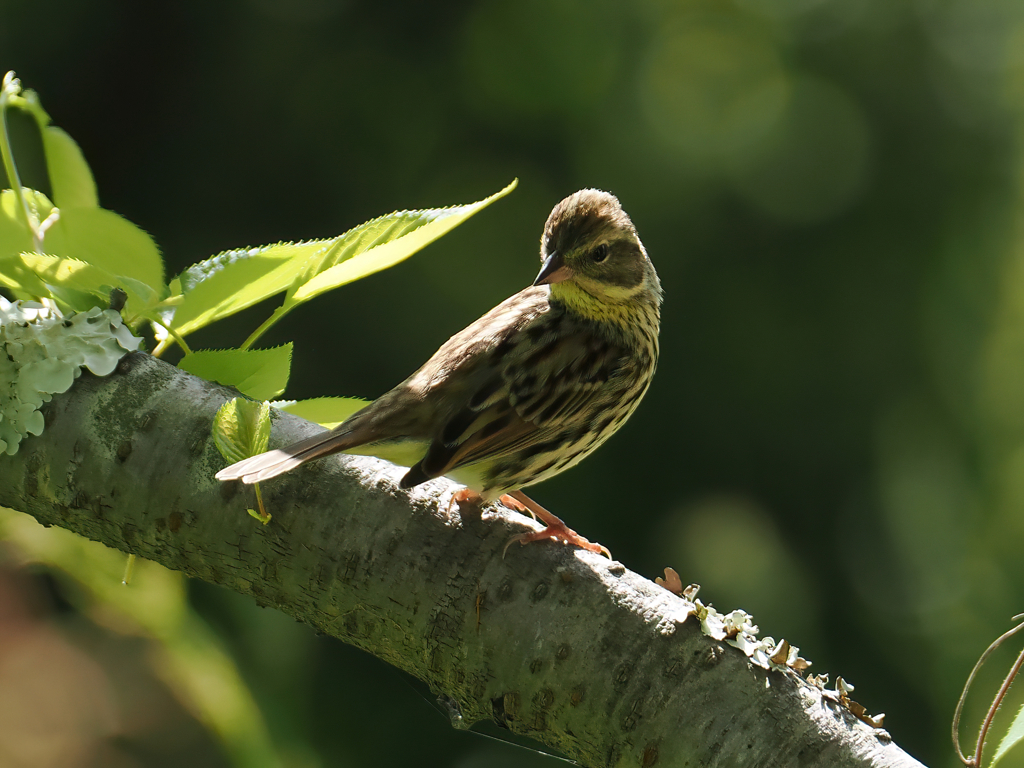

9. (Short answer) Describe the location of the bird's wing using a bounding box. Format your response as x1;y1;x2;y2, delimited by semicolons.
217;286;627;489
215;288;551;485
401;308;628;487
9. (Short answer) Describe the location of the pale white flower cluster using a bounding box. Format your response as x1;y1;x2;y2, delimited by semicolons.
0;298;141;454
696;603;809;673
681;588;885;730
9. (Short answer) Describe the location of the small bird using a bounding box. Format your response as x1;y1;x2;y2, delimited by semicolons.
216;189;662;556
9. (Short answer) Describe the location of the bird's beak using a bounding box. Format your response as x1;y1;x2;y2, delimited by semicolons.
534;251;572;286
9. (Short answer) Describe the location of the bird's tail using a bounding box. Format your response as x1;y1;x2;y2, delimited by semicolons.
215;429;358;484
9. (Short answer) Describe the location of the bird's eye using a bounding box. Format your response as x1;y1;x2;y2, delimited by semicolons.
591;244;610;263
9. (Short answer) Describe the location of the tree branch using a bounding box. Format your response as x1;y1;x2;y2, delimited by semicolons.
0;352;927;768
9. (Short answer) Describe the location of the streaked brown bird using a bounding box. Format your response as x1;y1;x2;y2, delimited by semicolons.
216;189;662;556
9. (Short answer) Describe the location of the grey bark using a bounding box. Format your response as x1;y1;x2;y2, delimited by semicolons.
0;352;927;768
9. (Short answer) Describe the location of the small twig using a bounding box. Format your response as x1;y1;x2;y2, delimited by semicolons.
122;553;136;586
149;320;193;358
246;482;271;525
240;304;289;351
953;617;1024;767
0;72;44;254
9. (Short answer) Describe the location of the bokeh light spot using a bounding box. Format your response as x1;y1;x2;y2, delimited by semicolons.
919;0;1024;72
727;75;871;224
639;15;790;167
658;494;816;638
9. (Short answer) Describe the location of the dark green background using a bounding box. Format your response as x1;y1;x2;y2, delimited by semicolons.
3;0;1024;766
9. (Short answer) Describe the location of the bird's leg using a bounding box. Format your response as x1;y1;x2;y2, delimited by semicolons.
498;493;537;521
501;490;612;559
450;488;537;521
450;488;611;559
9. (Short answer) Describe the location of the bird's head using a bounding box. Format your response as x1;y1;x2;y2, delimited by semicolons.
534;189;661;313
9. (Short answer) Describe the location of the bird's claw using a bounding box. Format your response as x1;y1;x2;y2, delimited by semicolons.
449;488;482;514
453;488;612;559
501;524;612;559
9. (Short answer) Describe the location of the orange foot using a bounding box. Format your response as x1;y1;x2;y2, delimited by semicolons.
449;488;482;514
499;490;611;559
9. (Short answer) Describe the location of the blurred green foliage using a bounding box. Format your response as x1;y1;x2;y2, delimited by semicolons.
3;0;1024;766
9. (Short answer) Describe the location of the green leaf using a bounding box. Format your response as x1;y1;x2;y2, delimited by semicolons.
275;396;367;429
179;345;293;400
1;91;159;293
43;207;164;292
992;701;1024;766
166;240;333;337
13;87;99;209
0;188;55;261
212;398;272;465
0;251;160;313
0;251;48;299
41;126;98;209
291;179;518;304
247;507;271;525
165;179;518;339
0;189;38;265
0;186;55;221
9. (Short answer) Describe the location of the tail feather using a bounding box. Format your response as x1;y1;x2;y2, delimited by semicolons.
215;391;428;485
215;429;357;484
